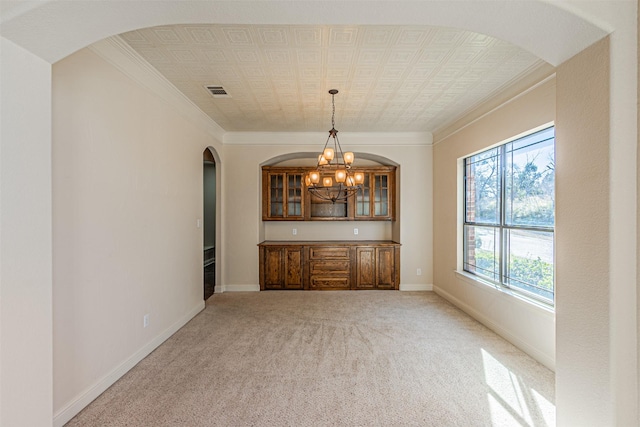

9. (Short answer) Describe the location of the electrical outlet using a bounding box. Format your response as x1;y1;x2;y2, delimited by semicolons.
292;228;297;235
417;268;422;276
353;228;359;235
143;314;149;328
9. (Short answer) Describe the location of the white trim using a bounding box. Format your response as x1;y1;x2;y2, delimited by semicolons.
222;284;261;292
399;283;433;291
223;131;433;146
52;301;206;427
88;36;225;141
433;283;555;371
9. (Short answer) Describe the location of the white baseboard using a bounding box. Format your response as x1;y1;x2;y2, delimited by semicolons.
53;301;206;427
400;283;433;291
222;284;260;292
433;285;555;371
214;284;224;294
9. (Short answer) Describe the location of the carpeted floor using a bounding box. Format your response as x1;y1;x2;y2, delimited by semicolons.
66;291;555;426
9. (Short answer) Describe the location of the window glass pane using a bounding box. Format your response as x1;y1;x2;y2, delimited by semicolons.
465;148;500;224
505;128;555;227
504;229;554;302
464;225;500;282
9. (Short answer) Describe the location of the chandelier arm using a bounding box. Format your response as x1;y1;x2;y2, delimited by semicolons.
333;134;350;170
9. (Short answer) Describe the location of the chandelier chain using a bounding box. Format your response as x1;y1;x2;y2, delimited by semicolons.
331;92;336;129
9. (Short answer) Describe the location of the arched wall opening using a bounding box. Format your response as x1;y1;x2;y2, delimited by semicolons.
3;2;636;427
2;1;608;65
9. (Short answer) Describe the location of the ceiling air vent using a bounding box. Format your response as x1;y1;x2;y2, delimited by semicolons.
205;85;231;98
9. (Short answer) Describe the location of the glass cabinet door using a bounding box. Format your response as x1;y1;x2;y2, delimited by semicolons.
287;173;303;217
355;173;371;217
373;174;389;217
269;173;284;217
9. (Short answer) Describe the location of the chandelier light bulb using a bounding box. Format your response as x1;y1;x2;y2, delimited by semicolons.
345;176;356;187
354;172;365;185
323;148;335;161
309;171;320;184
335;169;347;183
318;155;328;166
343;152;354;165
323;176;333;187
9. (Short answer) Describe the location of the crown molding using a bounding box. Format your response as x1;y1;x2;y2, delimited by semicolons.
223;131;433;146
88;35;226;142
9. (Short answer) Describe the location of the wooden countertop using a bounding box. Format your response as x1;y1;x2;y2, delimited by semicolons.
258;240;400;246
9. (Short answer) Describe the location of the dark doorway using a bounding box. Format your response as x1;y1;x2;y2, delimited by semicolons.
203;148;216;300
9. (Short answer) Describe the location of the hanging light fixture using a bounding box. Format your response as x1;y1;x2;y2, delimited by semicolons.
306;89;364;203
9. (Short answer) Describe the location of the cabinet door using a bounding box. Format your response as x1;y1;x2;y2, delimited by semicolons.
356;246;396;289
284;247;303;289
356;247;376;288
263;246;304;289
354;171;395;220
373;174;390;218
376;247;396;288
264;247;284;289
286;173;304;219
355;173;371;219
266;173;285;219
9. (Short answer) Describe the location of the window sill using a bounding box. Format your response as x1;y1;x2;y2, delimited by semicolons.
454;270;555;316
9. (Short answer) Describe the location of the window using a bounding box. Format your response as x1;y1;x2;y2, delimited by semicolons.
463;127;555;305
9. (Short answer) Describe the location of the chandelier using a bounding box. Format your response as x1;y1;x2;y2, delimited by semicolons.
306;89;364;203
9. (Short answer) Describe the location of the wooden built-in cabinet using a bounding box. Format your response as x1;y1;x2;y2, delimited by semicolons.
355;246;398;289
262;166;396;221
260;245;304;290
258;241;400;290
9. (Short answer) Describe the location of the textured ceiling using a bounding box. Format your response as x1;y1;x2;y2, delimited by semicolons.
121;24;548;133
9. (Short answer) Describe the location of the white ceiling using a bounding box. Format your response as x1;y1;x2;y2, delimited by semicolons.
121;24;551;134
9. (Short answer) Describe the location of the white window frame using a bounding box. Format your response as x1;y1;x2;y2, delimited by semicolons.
462;126;555;306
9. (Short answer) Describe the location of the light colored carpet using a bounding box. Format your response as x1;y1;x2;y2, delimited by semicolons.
66;291;555;426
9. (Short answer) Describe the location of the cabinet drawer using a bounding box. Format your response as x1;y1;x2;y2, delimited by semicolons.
310;260;350;276
309;246;350;260
310;276;350;289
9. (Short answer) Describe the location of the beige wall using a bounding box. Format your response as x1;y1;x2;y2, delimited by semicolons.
222;141;433;291
555;37;611;426
433;77;556;369
0;37;54;427
52;48;221;424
